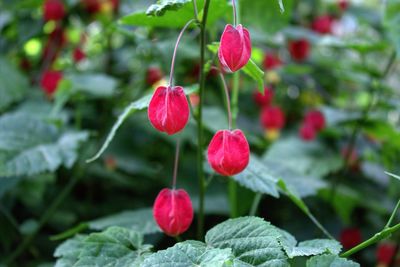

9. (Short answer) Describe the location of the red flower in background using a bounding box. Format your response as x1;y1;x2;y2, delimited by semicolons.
288;39;310;62
218;24;251;72
263;53;282;70
81;0;118;14
376;243;396;265
43;0;66;21
304;110;325;131
340;228;362;250
207;129;250;176
253;87;274;107
260;106;285;130
148;86;189;135
153;188;193;236
40;70;63;96
311;15;334;35
73;47;86;63
339;0;349;11
299;123;316;141
42;26;67;66
146;67;163;86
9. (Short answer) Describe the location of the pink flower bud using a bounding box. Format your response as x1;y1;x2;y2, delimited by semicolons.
207;129;250;176
73;47;86;63
304;110;325;131
299;123;316;141
260;106;285;130
340;228;362;250
253;87;274;107
153;188;194;236
148;86;189;135
263;53;282;70
339;0;349;11
288;39;310;62
146;67;163;86
43;0;66;21
218;24;252;72
311;15;334;35
40;70;63;96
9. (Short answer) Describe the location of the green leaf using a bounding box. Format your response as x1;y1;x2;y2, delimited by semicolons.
120;0;229;28
54;227;152;267
240;0;293;34
306;255;360;267
0;57;28;112
146;0;192;16
88;208;161;234
68;73;118;98
279;231;342;258
142;241;233;267
384;0;400;58
232;154;279;198
242;59;265;93
205;217;289;266
0;131;88;177
86;86;198;163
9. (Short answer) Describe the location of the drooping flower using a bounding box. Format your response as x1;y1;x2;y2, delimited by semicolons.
288;39;310;62
73;47;86;63
376;243;396;265
304;110;325;131
148;86;189;135
253;87;274;107
153;188;194;236
311;15;334;35
260;106;285;130
146;67;163;86
207;129;250;176
263;53;282;70
43;0;66;21
340;228;362;250
40;70;63;96
299;123;316;141
338;0;349;11
218;24;251;72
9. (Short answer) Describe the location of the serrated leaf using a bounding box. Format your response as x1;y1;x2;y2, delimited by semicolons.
0;118;88;177
306;255;360;267
232;154;279;198
87;86;198;163
206;217;289;266
54;227;152;267
88;208;161;234
121;0;229;28
142;241;233;267
146;0;192;16
0;57;28;112
279;232;342;258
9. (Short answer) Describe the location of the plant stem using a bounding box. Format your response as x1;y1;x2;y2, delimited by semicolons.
172;139;181;189
218;71;232;130
385;198;400;229
232;0;237;26
341;222;400;258
168;19;196;87
249;193;262;216
196;0;211;240
4;168;84;265
192;0;198;20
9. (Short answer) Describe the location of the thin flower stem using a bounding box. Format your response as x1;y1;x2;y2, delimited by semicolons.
341;222;400;258
192;0;198;20
168;19;196;87
172;139;181;189
385;198;400;229
232;0;237;26
249;193;262;216
196;0;211;240
212;66;232;130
